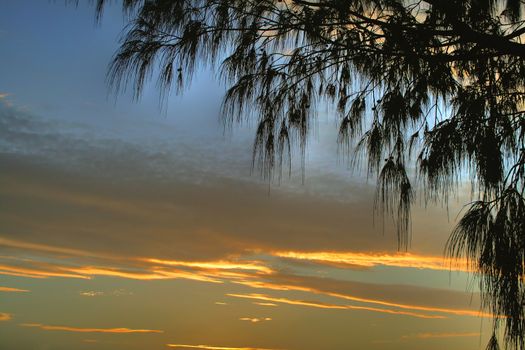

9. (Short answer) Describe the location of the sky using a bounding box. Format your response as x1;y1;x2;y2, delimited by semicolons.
0;1;495;350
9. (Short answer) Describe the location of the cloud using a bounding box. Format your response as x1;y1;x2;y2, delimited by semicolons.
0;255;234;283
0;286;29;292
79;291;105;297
239;317;272;323
0;82;465;274
0;256;250;283
20;323;163;334
227;293;445;319
273;251;469;272
0;312;11;321
0;240;491;321
166;344;280;350
401;332;480;340
0;236;108;259
0;263;89;279
253;302;277;307
79;289;135;298
231;276;493;319
144;258;274;274
63;266;223;283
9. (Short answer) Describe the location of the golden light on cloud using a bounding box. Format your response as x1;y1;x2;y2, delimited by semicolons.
0;312;11;321
253;302;277;307
402;332;481;339
0;237;99;258
64;266;222;283
0;237;493;329
20;323;163;334
0;286;29;292
232;280;494;319
0;259;243;283
145;258;273;274
227;293;445;319
167;344;280;350
326;291;495;318
0;244;262;284
0;264;89;279
273;251;469;272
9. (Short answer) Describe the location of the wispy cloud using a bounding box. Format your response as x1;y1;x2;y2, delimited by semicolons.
0;264;88;279
0;286;29;292
401;332;480;340
232;280;493;319
273;251;468;272
326;290;493;318
144;258;273;274
64;266;223;283
239;317;272;323
0;259;234;283
79;289;132;297
227;293;445;319
20;323;163;334
0;240;264;284
0;237;115;260
0;312;11;321
253;302;277;307
79;291;105;297
0;238;490;322
166;344;280;350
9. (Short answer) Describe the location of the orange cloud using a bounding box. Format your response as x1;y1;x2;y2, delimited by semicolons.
0;264;88;279
0;260;230;283
227;293;444;319
232;280;494;319
0;239;491;321
145;258;273;274
401;332;480;339
0;237;101;259
20;323;163;334
253;302;277;307
0;286;29;292
0;251;257;284
0;312;11;321
326;291;494;318
64;266;222;283
167;344;280;350
273;251;469;272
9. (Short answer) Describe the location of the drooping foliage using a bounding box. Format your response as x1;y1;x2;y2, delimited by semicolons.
91;0;525;348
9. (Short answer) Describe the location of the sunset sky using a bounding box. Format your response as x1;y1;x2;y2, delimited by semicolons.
0;2;494;350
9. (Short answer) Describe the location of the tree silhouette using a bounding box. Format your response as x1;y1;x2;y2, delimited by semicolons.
93;0;524;348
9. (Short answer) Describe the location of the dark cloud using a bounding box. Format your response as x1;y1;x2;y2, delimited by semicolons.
0;100;460;262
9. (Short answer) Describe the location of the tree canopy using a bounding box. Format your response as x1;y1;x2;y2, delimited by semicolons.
92;0;524;348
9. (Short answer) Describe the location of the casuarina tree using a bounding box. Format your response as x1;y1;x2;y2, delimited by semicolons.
91;1;525;348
